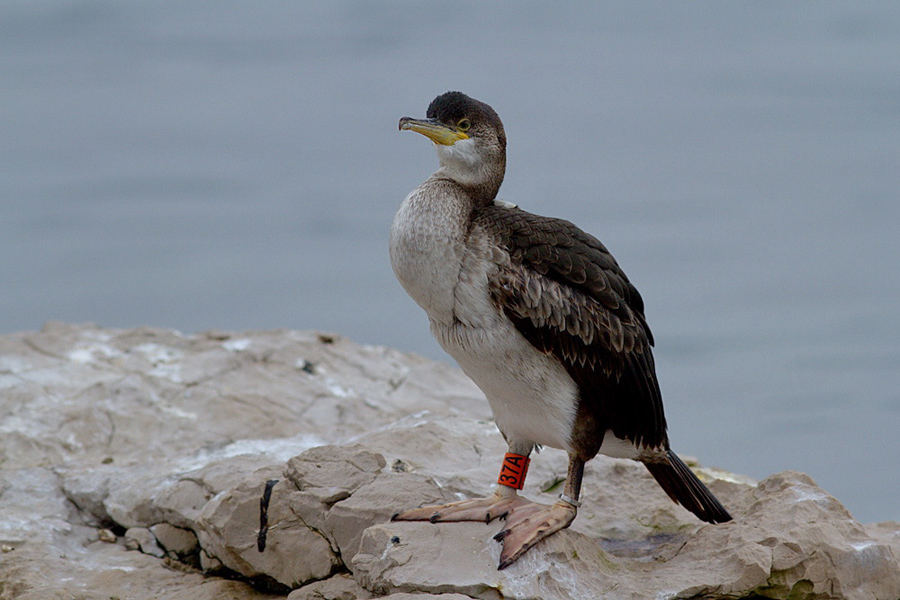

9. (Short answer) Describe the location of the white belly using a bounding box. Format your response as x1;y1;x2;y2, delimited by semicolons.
432;318;579;453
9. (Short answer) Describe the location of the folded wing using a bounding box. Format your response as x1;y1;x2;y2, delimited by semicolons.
475;204;667;456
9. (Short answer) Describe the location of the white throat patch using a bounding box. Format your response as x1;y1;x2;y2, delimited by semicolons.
435;138;483;185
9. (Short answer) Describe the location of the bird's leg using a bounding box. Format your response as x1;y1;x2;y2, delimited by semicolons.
392;450;536;524
493;455;584;570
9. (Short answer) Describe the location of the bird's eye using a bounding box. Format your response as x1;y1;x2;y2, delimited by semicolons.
457;119;471;131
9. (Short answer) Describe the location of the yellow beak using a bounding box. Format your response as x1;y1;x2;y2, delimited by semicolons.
399;117;469;146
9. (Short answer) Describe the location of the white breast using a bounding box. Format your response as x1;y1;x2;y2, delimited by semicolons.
389;182;469;323
391;183;579;452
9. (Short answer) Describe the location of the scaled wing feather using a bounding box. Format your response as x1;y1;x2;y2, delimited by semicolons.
475;205;667;451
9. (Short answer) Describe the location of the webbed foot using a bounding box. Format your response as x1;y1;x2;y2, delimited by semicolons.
493;499;577;569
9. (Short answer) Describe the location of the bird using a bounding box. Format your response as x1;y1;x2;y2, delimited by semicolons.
389;91;731;570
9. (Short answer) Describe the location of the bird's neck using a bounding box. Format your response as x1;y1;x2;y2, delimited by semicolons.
435;141;505;205
434;169;504;206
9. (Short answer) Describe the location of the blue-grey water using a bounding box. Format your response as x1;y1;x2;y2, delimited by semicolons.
2;2;899;524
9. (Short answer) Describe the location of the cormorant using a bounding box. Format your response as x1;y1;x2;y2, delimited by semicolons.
390;91;731;570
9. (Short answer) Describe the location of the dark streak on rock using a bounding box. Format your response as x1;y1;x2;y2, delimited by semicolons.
257;479;279;552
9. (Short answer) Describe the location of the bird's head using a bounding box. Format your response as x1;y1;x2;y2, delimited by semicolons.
400;91;506;201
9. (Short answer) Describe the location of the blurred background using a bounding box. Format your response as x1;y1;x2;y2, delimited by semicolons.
2;2;898;523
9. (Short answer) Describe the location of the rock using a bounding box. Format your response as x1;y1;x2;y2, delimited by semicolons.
1;323;899;600
380;596;474;600
97;528;117;543
353;520;617;598
287;572;374;600
197;466;341;589
125;527;166;558
865;520;900;559
152;523;199;557
284;444;387;505
352;469;900;599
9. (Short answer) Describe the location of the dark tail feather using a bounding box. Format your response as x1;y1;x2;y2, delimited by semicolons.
643;450;732;524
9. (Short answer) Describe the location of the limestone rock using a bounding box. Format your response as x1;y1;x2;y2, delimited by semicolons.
287;573;374;600
284;444;387;505
1;323;899;600
125;527;166;558
352;470;900;600
353;520;618;599
152;523;200;557
197;465;339;589
380;596;476;600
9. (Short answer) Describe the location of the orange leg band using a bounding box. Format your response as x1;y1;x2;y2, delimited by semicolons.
497;452;530;490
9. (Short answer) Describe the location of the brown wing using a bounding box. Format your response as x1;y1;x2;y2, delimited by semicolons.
474;204;667;457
